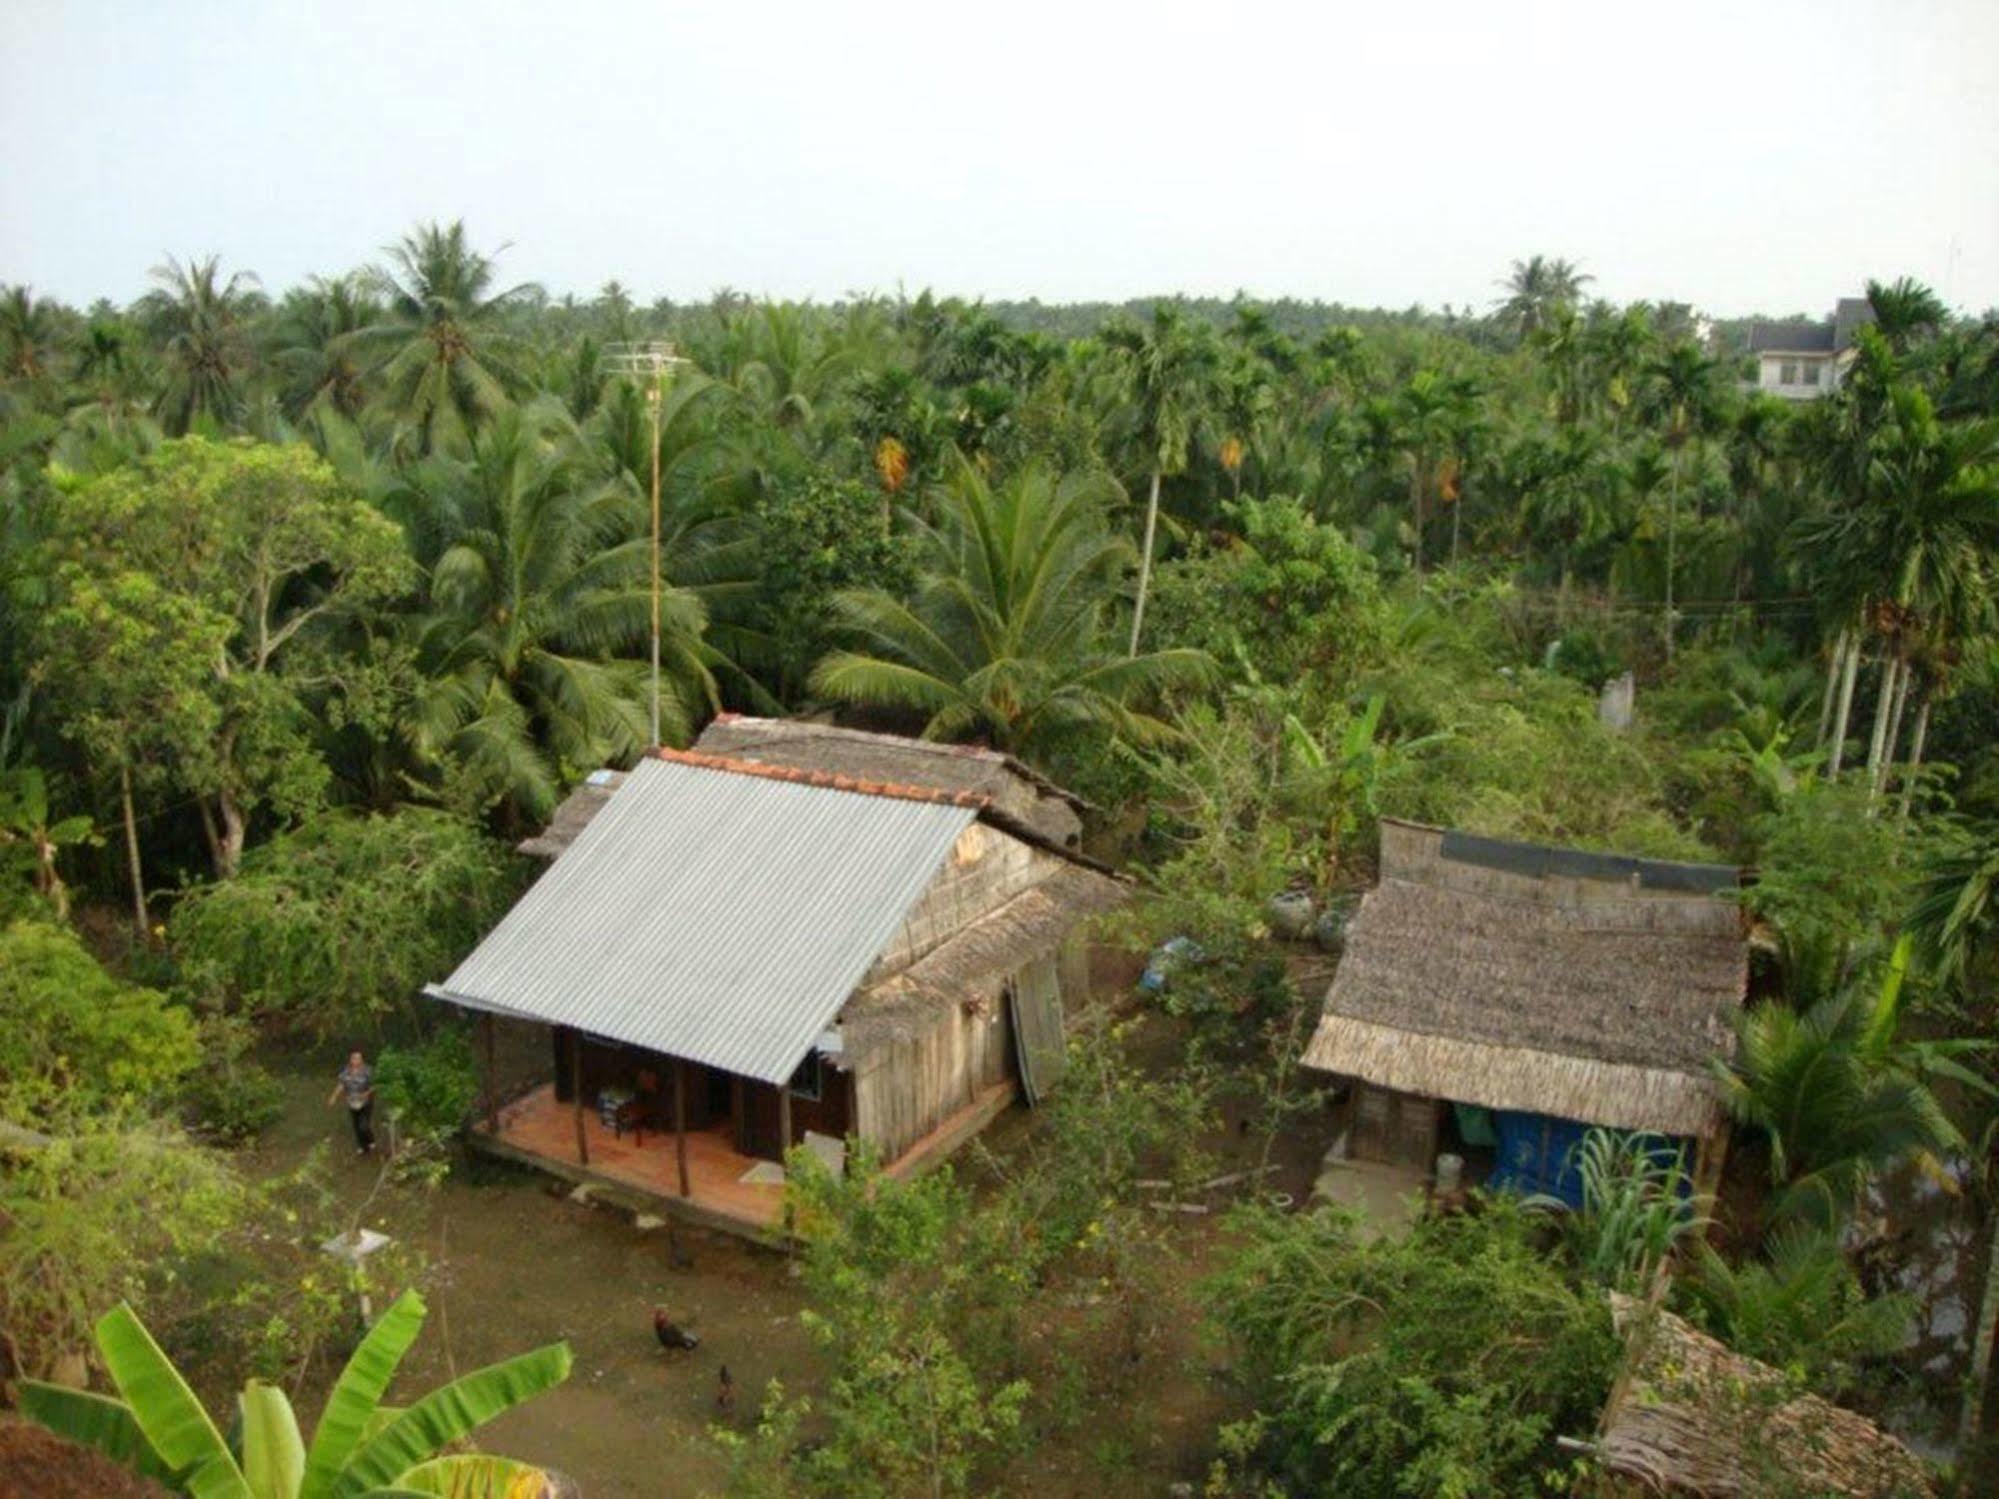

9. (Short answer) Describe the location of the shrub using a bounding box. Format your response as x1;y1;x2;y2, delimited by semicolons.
181;1014;285;1142
375;1026;480;1137
1205;1198;1619;1497
168;808;523;1034
0;919;199;1120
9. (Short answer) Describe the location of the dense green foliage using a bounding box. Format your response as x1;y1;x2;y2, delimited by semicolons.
0;918;198;1117
168;809;521;1034
1206;1201;1621;1497
3;233;1996;1490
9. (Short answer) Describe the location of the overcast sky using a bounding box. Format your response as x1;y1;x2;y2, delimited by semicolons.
4;0;1995;317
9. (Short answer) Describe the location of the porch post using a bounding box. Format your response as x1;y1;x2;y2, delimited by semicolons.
674;1058;691;1198
571;1032;590;1166
779;1083;793;1164
481;1011;498;1133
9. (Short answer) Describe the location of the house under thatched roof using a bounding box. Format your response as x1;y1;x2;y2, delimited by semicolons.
520;714;1089;858
1598;1294;1934;1497
1301;820;1747;1138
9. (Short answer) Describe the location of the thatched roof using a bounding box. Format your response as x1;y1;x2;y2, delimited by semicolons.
517;770;626;857
1598;1295;1933;1497
841;862;1126;1055
1301;820;1747;1136
696;715;1087;846
520;717;1090;859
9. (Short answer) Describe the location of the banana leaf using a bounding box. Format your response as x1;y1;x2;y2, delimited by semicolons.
240;1380;306;1499
94;1302;250;1499
390;1454;556;1497
299;1290;428;1499
16;1381;179;1484
329;1343;573;1499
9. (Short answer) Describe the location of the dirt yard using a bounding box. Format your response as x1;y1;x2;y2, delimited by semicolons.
238;1002;1332;1498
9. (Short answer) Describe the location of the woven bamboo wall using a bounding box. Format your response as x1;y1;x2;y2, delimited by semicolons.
866;824;1058;979
852;977;1017;1161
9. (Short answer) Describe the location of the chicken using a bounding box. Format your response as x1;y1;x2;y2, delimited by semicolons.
715;1364;736;1419
652;1306;700;1351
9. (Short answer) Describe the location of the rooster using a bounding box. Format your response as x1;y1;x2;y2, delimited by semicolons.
652;1306;700;1351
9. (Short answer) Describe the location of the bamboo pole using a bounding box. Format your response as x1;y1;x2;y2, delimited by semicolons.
778;1085;793;1166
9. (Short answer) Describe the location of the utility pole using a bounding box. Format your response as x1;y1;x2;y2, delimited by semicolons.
606;342;687;747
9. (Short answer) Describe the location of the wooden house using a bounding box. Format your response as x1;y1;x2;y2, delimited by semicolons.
1301;819;1749;1201
426;718;1122;1238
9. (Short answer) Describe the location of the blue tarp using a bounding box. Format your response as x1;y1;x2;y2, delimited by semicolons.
1485;1110;1694;1209
1487;1111;1594;1206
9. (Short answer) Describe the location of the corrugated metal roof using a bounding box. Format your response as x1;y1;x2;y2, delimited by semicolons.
427;755;976;1083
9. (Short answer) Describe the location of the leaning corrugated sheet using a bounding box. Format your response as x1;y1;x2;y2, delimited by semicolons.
427;755;975;1084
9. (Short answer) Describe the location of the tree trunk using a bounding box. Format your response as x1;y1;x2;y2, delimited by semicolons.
1897;695;1932;828
1127;468;1163;657
119;762;148;937
214;787;246;878
1872;658;1911;805
1816;630;1849;749
1663;450;1680;663
1964;1195;1999;1457
1827;637;1862;776
1409;457;1426;578
1864;654;1902;802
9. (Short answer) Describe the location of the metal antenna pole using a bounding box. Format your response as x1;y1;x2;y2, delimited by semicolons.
605;341;687;749
648;374;662;747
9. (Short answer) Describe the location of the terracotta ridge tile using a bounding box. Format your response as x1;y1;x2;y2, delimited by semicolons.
652;747;990;810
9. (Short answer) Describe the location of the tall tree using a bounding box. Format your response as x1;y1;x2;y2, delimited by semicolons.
1102;306;1216;654
810;455;1211;757
38;438;411;877
140;255;258;434
1644;339;1722;660
401;402;711;819
353;220;538;456
1494;255;1592;339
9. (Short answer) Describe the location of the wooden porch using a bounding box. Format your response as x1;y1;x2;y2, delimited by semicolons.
473;1082;788;1237
469;1076;1020;1241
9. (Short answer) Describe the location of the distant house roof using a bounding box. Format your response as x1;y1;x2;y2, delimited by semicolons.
1300;820;1747;1136
1833;296;1876;350
432;753;979;1084
519;714;1088;858
1746;297;1875;356
1599;1294;1933;1496
1747;319;1837;354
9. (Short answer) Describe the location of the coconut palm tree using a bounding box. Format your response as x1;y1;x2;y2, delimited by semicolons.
20;1291;569;1498
1392;369;1479;576
271;275;381;423
400;401;714;820
352;221;538;456
1714;936;1985;1226
140;255;258;434
0;285;61;383
1102;306;1218;653
1865;275;1948;353
809;454;1211;758
1494;255;1592;339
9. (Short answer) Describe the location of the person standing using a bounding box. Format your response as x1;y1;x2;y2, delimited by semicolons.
328;1049;376;1155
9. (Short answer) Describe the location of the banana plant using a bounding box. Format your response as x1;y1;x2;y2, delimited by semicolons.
19;1292;571;1499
